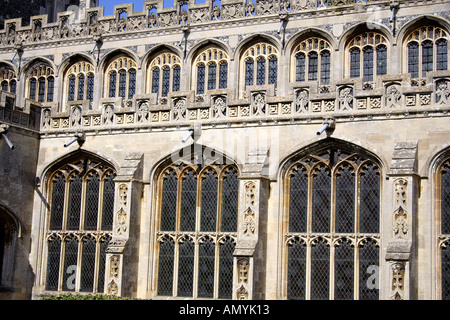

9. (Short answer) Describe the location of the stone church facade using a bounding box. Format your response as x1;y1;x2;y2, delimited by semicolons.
0;0;449;300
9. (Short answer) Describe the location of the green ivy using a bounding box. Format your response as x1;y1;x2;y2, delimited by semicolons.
41;293;138;300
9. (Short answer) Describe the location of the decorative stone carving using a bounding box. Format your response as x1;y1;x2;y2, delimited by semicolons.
386;85;401;108
237;285;248;300
390;262;405;300
173;99;187;121
119;184;128;207
70;106;82;127
436;80;450;105
110;255;120;278
107;280;119;295
103;105;114;125
252;93;266;116
116;208;128;236
242;208;256;237
295;89;309;113
339;87;353;111
212;96;227;118
245;182;256;208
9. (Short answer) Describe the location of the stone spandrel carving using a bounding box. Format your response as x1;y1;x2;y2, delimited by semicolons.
436;80;450;105
386;84;401;108
339;87;353;111
295;89;309;113
173;99;187;121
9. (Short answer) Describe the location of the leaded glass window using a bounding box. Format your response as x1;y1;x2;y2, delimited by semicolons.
245;59;254;87
293;37;332;85
128;69;136;100
363;47;374;82
109;72;117;98
256;58;266;85
0;66;17;95
406;26;449;79
194;47;229;94
38;77;46;102
148;52;181;99
47;77;55;102
1;81;7;92
118;70;127;98
268;56;278;86
242;42;278;91
285;146;381;300
87;74;94;102
219;62;228;89
30;78;37;101
157;161;239;299
197;64;206;95
162;67;171;97
106;56;137;100
152;68;160;94
350;48;361;78
27;64;55;103
439;159;450;300
208;63;217;90
45;156;116;293
376;45;387;76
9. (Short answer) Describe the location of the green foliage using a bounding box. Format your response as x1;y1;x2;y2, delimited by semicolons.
41;293;137;300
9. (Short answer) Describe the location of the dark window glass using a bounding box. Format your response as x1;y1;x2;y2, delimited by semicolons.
128;69;136;99
97;238;109;293
335;166;355;233
177;238;195;297
38;77;46;103
442;245;450;300
221;168;239;232
161;170;178;232
334;240;354;300
422;40;433;77
321;51;330;84
180;170;197;232
62;238;78;291
376;45;387;75
408;42;419;78
80;237;96;292
208;63;217;90
162;67;171;97
50;174;65;230
47;77;54;102
77;75;85;101
45;238;61;291
87;74;94;102
102;172;115;231
256;58;266;85
118;70;127;98
1;81;7;92
219;62;228;89
198;237;215;298
268;56;277;86
441;164;450;234
360;164;380;234
359;239;379;300
350;48;360;78
84;173;99;231
289;166;308;233
308;52;318;81
437;39;448;71
363;47;374;82
310;238;330;300
67;175;82;230
218;238;235;299
152;68;160;94
109;72;117;98
287;239;307;300
312;167;331;233
197;64;206;94
173;66;181;92
296;53;306;82
30;78;37;101
157;238;175;296
10;80;16;94
245;59;254;86
200;170;218;232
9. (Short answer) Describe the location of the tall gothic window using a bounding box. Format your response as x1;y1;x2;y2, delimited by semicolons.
45;156;116;293
65;61;95;102
293;37;332;85
242;42;278;91
347;32;388;83
285;145;381;300
156;160;239;299
194;47;229;96
437;157;450;300
148;52;181;103
106;56;137;101
27;64;55;103
406;26;448;80
0;65;17;94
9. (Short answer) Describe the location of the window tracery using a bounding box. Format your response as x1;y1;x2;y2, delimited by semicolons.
405;26;448;82
106;56;137;102
194;47;229;96
347;32;388;83
293;37;331;85
156;162;239;299
0;65;17;95
27;64;55;103
241;42;278;91
65;61;95;102
284;146;381;300
437;157;450;300
148;51;181;103
45;156;116;293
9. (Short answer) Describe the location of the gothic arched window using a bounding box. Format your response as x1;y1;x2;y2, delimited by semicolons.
105;56;137;101
27;64;55;103
148;52;181;102
347;32;388;83
285;146;381;300
405;26;448;81
45;156;116;293
0;65;17;95
437;157;450;300
156;161;239;299
242;42;278;92
194;47;229;96
65;61;95;102
293;37;332;85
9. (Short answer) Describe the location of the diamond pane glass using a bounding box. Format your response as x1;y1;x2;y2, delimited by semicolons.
219;62;228;89
45;238;61;291
109;72;117;98
218;238;235;299
289;166;308;233
162;67;170;97
80;237;96;292
376;45;387;75
77;74;85;101
363;47;374;82
296;53;306;82
360;164;380;234
350;48;360;78
308;52;318;81
245;59;254;86
335;166;355;233
87;74;94;102
152;68;160;94
197;64;205;94
437;39;448;71
312;167;331;233
97;238;109;293
334;240;354;300
310;238;330;300
268;56;277;86
101;172;115;231
221;168;239;232
422;40;433;77
321;51;330;84
62;238;78;291
46;77;54;102
38;77;46;102
177;238;194;297
180;170;197;232
442;165;450;234
256;58;266;85
128;69;136;99
200;170;218;232
359;239;379;300
84;173;100;231
208;63;217;90
67;175;82;230
442;244;450;300
30;78;37;100
173;66;181;92
157;238;175;296
287;239;307;300
161;170;178;232
118;70;127;98
408;43;419;78
198;237;215;298
50;174;65;230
